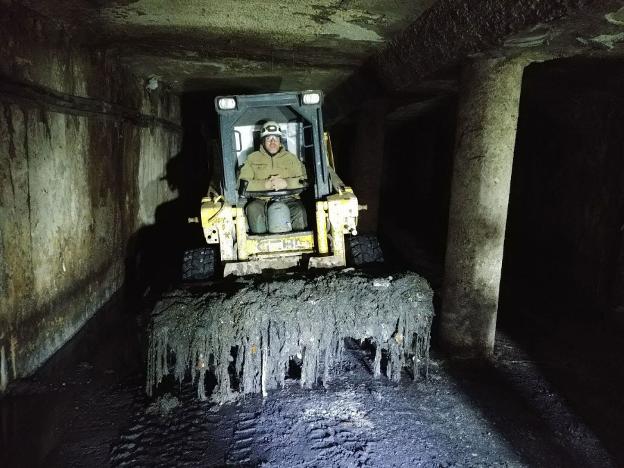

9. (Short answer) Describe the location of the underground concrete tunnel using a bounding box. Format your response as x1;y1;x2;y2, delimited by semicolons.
2;1;624;466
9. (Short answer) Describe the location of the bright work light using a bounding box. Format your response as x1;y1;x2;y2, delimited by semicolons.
217;97;237;110
302;92;321;105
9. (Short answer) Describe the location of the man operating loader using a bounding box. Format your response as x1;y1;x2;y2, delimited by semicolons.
238;121;308;234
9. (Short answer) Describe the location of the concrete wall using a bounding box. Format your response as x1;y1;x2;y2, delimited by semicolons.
0;6;181;389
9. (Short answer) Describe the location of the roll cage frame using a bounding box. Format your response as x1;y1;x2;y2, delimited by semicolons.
214;91;331;205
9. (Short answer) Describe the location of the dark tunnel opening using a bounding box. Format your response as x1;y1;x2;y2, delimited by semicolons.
496;57;624;464
330;96;458;287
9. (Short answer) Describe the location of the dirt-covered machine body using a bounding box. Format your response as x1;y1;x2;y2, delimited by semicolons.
198;91;361;276
148;92;433;404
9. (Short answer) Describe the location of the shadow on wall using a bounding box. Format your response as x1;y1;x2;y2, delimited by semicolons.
121;86;288;308
124;106;211;308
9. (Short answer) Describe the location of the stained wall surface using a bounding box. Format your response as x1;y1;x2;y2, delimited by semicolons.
0;6;181;390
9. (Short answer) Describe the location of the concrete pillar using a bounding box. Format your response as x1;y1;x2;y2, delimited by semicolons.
350;100;387;233
440;57;526;357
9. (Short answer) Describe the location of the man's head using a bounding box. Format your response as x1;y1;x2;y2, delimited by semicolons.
260;121;283;155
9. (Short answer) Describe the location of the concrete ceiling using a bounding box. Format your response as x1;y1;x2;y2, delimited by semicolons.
19;0;437;93
13;0;624;123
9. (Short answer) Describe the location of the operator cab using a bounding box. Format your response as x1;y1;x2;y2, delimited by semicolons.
195;91;359;277
214;92;331;207
234;116;310;232
233;116;303;170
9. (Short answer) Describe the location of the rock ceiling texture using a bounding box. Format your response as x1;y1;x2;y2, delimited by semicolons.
13;0;624;114
17;0;436;92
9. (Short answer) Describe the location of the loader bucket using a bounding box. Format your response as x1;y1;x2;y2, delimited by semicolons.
147;270;433;403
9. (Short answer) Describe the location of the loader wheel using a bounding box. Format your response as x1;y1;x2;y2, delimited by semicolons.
182;247;216;281
347;234;384;266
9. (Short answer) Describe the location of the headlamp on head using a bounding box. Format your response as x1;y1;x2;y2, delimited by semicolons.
260;121;284;139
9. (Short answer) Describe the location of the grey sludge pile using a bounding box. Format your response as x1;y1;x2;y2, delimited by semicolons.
146;270;434;404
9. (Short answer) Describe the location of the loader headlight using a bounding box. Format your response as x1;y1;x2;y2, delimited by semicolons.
302;92;321;105
217;97;237;110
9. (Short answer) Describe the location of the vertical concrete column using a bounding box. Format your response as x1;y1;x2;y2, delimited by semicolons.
350;100;387;233
440;57;526;357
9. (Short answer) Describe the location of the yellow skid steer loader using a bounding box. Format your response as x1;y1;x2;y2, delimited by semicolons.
185;90;372;278
147;92;433;403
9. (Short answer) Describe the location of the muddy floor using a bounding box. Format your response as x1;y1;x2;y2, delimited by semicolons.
1;282;622;467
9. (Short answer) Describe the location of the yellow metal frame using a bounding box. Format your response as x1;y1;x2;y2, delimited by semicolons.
198;132;361;275
239;230;315;259
200;196;236;261
324;132;336;169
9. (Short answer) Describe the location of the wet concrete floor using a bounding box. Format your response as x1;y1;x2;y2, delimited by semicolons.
0;288;621;467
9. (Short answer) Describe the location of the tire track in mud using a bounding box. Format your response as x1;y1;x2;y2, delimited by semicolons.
305;417;372;466
107;340;611;467
110;385;230;467
225;410;261;465
251;374;378;467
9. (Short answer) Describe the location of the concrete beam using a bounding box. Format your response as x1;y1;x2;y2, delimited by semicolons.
0;76;182;131
326;0;617;122
440;57;526;357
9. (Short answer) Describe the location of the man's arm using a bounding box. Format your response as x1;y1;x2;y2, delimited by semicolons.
238;155;268;191
284;155;307;189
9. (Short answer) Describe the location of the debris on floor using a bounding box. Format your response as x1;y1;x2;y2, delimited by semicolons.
146;269;434;403
146;393;181;417
2;299;618;467
115;335;615;467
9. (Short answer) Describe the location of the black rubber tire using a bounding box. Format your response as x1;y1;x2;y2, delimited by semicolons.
182;247;216;281
346;234;384;266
